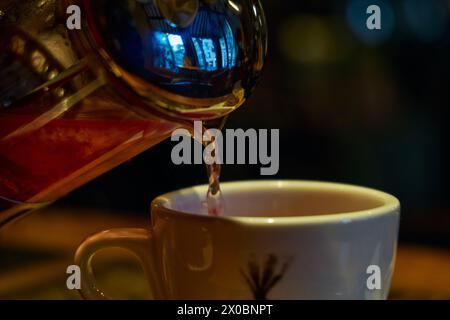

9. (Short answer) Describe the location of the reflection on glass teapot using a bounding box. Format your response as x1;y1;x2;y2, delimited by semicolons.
0;0;267;225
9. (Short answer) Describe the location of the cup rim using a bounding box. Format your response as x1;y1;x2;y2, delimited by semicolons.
151;180;400;226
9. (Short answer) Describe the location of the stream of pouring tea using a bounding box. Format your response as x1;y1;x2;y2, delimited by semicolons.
201;121;226;216
205;155;224;216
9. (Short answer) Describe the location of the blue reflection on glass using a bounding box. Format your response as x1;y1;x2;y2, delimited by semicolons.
192;38;205;68
224;20;237;68
167;34;186;67
219;38;228;69
151;32;187;70
198;38;218;71
202;38;217;71
152;32;175;70
150;18;237;72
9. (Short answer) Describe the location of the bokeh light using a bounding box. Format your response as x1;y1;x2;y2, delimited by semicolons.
402;0;448;43
278;15;353;65
346;0;395;46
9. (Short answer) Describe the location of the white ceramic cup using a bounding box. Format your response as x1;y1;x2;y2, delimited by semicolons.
75;180;400;300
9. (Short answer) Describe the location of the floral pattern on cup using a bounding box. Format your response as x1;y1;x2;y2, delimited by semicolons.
241;254;292;300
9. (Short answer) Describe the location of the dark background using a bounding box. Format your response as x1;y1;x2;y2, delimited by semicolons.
58;0;450;247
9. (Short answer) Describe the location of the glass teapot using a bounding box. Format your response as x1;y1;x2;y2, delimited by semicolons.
0;0;267;225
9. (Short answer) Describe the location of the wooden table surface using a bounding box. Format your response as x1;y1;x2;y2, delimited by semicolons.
0;207;449;300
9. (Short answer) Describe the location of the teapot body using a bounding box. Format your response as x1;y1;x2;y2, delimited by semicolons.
0;0;267;220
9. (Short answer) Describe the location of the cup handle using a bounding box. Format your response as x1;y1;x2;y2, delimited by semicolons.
74;228;155;300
